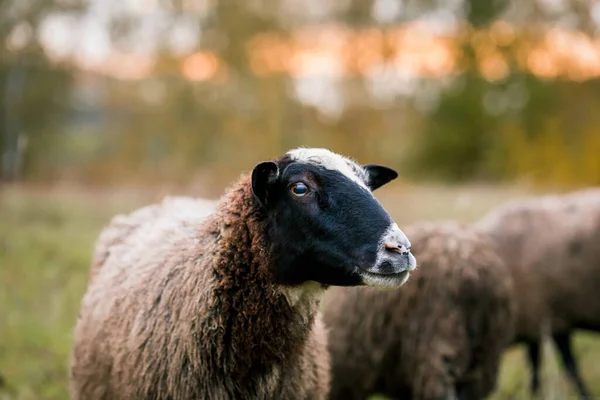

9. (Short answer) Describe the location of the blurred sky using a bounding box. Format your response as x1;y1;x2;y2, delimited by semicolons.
29;0;600;63
30;0;459;67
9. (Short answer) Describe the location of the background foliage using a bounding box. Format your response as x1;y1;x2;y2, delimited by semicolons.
3;0;600;190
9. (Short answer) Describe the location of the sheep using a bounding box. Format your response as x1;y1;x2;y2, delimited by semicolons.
322;221;516;400
474;187;600;400
69;147;418;400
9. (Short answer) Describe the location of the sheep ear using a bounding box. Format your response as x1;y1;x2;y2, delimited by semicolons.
251;161;279;207
363;164;398;191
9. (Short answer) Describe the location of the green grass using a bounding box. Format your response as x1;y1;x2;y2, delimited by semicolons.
0;186;149;399
1;183;599;399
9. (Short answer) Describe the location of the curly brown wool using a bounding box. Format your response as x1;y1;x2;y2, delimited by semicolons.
322;221;516;400
70;174;330;400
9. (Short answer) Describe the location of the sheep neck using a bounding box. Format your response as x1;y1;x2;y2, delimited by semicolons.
207;173;321;384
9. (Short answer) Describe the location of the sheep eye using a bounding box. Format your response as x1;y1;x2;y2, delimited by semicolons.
290;182;309;197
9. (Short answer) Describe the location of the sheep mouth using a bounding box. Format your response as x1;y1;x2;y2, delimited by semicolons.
357;268;410;290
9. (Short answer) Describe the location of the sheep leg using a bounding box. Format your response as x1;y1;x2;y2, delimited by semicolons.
552;332;591;400
525;340;541;396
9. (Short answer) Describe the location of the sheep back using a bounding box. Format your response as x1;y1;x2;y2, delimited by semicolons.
475;188;600;340
88;196;216;281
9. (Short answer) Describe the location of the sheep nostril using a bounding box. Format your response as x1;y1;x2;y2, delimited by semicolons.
384;241;398;252
384;242;410;255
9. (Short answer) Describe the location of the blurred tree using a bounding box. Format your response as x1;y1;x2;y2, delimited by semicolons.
466;0;509;27
407;0;600;186
406;0;509;181
0;0;86;182
406;74;497;181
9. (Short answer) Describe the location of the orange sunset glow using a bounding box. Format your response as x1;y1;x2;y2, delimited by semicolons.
77;21;600;83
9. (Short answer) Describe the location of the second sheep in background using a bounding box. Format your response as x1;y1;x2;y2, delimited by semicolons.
322;221;516;400
474;187;600;400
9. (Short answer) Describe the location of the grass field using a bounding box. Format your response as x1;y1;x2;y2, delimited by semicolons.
1;182;599;399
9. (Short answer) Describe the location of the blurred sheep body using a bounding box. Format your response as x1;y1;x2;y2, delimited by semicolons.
475;187;600;399
323;221;516;400
70;148;416;400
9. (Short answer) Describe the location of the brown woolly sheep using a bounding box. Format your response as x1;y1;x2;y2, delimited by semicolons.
323;221;516;400
69;148;417;400
475;187;600;400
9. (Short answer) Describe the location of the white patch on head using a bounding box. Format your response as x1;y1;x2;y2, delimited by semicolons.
287;147;370;190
